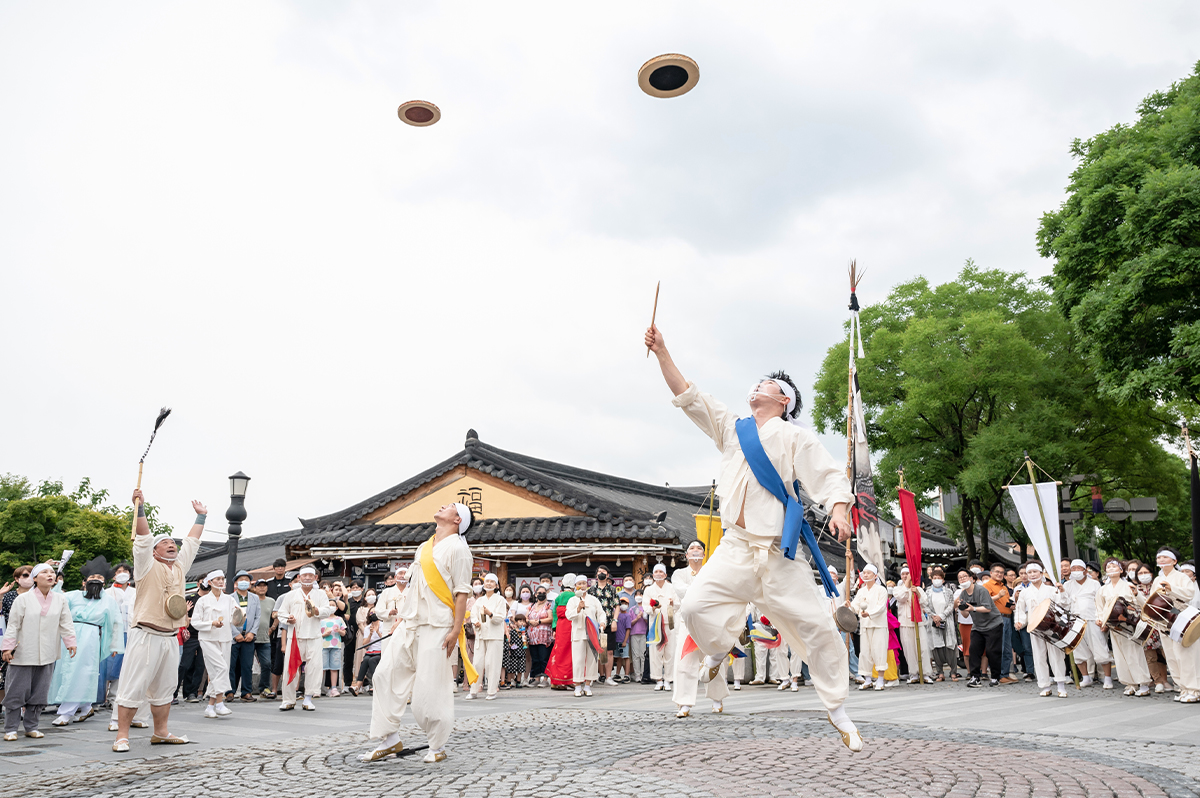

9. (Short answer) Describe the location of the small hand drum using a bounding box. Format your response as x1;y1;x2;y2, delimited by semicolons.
1098;591;1152;646
1027;598;1086;652
1141;586;1200;647
397;100;441;127
638;54;700;98
165;593;187;620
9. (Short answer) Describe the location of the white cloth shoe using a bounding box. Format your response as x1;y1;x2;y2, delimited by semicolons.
676;705;691;718
52;716;71;727
574;686;582;697
791;680;800;692
203;705;218;719
214;703;232;716
732;681;741;691
584;685;593;696
654;681;664;691
1103;677;1114;690
1079;675;1093;688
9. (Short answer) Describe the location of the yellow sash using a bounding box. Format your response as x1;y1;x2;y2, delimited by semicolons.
418;537;479;685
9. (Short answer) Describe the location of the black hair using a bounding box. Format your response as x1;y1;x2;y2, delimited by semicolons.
539;573;553;581
688;539;706;552
766;370;802;420
273;558;287;568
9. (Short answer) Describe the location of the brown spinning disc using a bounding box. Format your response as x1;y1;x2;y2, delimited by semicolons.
397;100;441;127
638;54;699;98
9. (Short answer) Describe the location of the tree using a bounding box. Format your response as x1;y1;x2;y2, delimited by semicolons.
0;474;173;587
811;263;1189;562
1037;62;1200;410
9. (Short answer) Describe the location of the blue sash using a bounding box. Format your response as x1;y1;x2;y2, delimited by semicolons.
734;417;840;598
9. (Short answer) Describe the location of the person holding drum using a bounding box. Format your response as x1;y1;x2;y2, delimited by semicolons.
1097;558;1152;697
1150;549;1199;703
1062;559;1114;689
1013;562;1069;698
1134;563;1171;693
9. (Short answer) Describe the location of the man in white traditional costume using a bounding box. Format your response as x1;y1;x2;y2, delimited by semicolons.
747;602;788;685
672;540;731;715
647;325;862;751
191;570;237;718
1013;562;1069;698
468;572;506;700
642;563;679;691
276;565;333;711
1;563;76;740
360;503;474;764
1062;559;1113;688
376;566;406;636
1098;558;1151;696
850;564;888;691
49;557;123;726
112;491;206;752
104;562;151;731
895;565;933;684
566;574;605;697
1152;549;1199;703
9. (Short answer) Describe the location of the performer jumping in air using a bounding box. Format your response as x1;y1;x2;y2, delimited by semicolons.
645;324;863;751
359;503;474;764
113;489;207;752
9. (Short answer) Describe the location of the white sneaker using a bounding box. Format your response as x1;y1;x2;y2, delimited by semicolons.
203;705;217;719
464;693;475;700
214;703;232;716
574;686;582;697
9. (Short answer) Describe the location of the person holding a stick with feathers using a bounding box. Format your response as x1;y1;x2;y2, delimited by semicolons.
645;323;864;752
112;489;207;753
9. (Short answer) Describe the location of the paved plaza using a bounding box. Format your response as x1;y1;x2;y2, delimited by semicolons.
4;678;1200;797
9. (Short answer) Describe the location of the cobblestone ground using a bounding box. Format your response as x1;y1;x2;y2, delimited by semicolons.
21;709;1200;798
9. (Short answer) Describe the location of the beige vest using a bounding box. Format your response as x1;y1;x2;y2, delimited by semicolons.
131;536;201;630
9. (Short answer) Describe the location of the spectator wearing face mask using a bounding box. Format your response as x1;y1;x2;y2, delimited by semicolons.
344;582;364;689
468;573;506;700
589;567;619;685
349;590;382;696
613;597;633;683
618;576;636;606
982;564;1018;684
252;580;275;697
924;567;958;681
103;563;151;729
953;570;973;666
526;586;554;687
227;570;261;703
956;569;1003;687
629;591;649;684
503;614;529;688
0;567;33;701
48;557;123;726
538;574;558;602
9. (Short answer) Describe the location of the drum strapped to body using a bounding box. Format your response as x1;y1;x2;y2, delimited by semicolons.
165;593;187;620
1141;586;1200;647
1098;591;1152;646
1027;598;1086;653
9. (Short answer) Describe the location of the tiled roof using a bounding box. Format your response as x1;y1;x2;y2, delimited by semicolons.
187;530;295;580
288;517;673;548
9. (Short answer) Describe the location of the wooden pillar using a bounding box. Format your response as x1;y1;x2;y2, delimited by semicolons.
633;556;647;590
496;560;509;591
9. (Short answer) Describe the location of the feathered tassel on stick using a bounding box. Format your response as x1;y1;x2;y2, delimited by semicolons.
130;407;171;540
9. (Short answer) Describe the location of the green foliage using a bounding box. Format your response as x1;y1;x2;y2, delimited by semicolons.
0;475;173;586
811;263;1189;562
1038;62;1200;409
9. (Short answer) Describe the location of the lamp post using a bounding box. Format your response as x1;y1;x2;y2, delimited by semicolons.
225;471;250;580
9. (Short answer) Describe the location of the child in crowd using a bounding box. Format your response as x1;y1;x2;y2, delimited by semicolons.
321;613;347;697
503;615;529;687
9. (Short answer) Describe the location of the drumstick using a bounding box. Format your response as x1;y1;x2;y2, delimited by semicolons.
646;281;660;358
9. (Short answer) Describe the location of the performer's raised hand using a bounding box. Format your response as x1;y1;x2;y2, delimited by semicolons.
132;488;145;506
192;499;208;516
645;324;665;355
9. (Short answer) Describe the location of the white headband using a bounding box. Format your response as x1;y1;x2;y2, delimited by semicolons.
454;503;472;536
29;563;53;580
299;565;317;576
900;565;910;573
1026;563;1043;573
483;572;498;584
1158;549;1177;562
151;534;176;549
561;574;576;587
652;563;667;574
1070;559;1086;569
863;564;879;576
206;570;225;582
749;380;796;416
1182;564;1196;574
575;574;589;586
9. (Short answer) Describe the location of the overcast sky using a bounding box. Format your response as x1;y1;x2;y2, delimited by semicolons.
3;2;1198;540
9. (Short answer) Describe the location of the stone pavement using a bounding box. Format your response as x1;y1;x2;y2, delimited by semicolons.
4;678;1200;797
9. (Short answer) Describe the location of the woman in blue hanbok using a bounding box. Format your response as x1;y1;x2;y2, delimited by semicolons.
48;557;123;725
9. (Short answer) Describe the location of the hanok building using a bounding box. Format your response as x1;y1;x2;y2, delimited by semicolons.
282;429;860;591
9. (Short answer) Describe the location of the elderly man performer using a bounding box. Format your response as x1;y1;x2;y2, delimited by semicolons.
1;563;77;740
360;503;474;764
276;565;333;711
112;490;207;752
1013;562;1069;698
647;324;863;751
642;562;679;691
567;573;606;697
1152;548;1200;703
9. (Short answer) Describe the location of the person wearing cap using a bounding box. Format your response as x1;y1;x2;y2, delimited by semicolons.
895;565;933;684
251;579;275;696
646;326;862;751
672;540;730;715
227;570;261;703
191;570;238;718
1;563;77;740
1013;561;1070;697
1152;548;1199;703
1098;557;1151;697
112;490;207;752
1062;558;1113;688
275;565;333;711
467;572;506;700
566;574;605;697
48;556;124;726
360;503;474;765
642;563;679;691
850;564;888;690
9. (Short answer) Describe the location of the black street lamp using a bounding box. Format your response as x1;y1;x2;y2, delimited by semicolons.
225;471;251;579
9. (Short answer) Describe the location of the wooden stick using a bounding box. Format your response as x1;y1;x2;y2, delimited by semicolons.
130;462;144;541
646;281;660;358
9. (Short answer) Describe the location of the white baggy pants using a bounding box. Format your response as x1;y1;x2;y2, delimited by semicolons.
753;640;788;681
672;614;729;707
647;622;676;681
1161;637;1199;692
115;627;179;708
470;639;503;697
858;627;888;679
281;635;324;701
898;626;932;679
369;625;455;749
1110;631;1151;686
679;536;849;710
1030;633;1067;689
200;639;233;699
1072;622;1112;666
572;638;598;684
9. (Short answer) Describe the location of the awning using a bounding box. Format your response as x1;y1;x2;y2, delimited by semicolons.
247;557;317;579
306;544;682;563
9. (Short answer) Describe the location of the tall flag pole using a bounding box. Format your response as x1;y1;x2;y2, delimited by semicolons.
1185;422;1199;562
847;262;884;573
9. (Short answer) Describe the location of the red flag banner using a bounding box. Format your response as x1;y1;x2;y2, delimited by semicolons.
898;487;923;623
286;630;302;684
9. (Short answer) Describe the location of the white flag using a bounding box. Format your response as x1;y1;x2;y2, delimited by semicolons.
1008;483;1061;582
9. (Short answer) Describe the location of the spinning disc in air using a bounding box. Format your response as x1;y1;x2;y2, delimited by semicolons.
638;54;699;98
398;100;441;127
